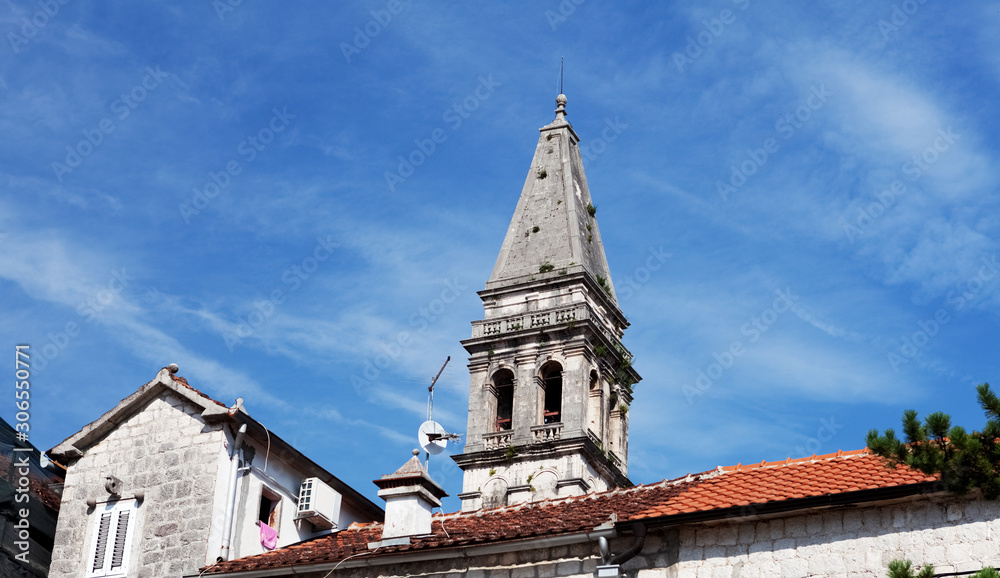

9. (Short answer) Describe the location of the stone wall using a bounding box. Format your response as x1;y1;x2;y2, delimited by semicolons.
49;390;226;578
626;494;1000;578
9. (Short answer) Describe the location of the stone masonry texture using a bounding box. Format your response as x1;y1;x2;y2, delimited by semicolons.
49;391;225;578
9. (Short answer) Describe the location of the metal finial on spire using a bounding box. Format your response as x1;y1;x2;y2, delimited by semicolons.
555;58;567;122
559;56;564;95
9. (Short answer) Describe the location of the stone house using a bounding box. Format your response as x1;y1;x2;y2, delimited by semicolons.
46;366;383;578
195;93;1000;578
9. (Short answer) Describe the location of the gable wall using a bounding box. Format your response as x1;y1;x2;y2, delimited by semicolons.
49;390;227;578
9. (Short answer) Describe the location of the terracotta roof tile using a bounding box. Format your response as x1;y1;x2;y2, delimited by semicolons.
634;449;937;519
203;478;696;574
202;449;937;574
169;372;227;408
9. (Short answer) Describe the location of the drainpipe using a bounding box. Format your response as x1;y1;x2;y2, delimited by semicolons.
610;521;647;565
596;521;648;576
219;424;247;562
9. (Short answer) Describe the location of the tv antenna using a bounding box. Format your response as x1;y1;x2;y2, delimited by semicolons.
427;356;449;421
419;357;462;468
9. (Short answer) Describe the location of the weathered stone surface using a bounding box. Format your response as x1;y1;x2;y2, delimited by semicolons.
649;496;1000;578
49;390;225;578
457;99;638;513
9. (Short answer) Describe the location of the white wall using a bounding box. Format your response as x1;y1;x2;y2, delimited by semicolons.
229;437;337;559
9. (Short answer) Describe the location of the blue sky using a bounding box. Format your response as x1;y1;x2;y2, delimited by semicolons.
2;1;998;512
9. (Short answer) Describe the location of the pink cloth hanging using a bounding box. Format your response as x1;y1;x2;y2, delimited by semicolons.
259;521;278;550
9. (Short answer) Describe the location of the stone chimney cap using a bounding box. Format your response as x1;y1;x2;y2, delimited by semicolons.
373;453;448;500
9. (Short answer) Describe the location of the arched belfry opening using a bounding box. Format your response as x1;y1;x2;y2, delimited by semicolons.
492;369;514;431
539;362;563;424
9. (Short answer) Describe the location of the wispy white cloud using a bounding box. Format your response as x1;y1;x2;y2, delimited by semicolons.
0;221;284;407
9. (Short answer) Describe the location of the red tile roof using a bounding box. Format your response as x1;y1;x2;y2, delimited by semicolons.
202;478;697;574
201;449;938;575
634;449;937;519
169;372;227;408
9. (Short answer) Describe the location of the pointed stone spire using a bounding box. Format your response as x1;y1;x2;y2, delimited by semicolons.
454;94;640;512
488;94;616;300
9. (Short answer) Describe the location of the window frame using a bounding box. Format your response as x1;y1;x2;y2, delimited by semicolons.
257;485;281;535
86;499;137;578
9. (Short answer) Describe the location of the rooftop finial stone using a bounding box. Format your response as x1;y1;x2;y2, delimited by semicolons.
554;93;567;121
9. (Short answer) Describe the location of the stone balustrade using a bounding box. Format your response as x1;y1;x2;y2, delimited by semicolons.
483;431;513;451
531;423;564;443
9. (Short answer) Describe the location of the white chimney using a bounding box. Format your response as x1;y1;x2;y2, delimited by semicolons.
374;450;448;539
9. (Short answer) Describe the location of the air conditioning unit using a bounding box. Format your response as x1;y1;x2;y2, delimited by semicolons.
296;478;341;530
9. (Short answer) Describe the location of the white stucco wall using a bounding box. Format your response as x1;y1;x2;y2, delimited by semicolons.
228;437;342;560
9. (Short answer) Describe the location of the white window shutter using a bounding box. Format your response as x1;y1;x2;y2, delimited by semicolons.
109;509;131;572
87;501;136;577
90;512;112;574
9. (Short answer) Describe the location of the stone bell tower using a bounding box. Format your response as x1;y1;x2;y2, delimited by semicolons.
453;94;640;512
